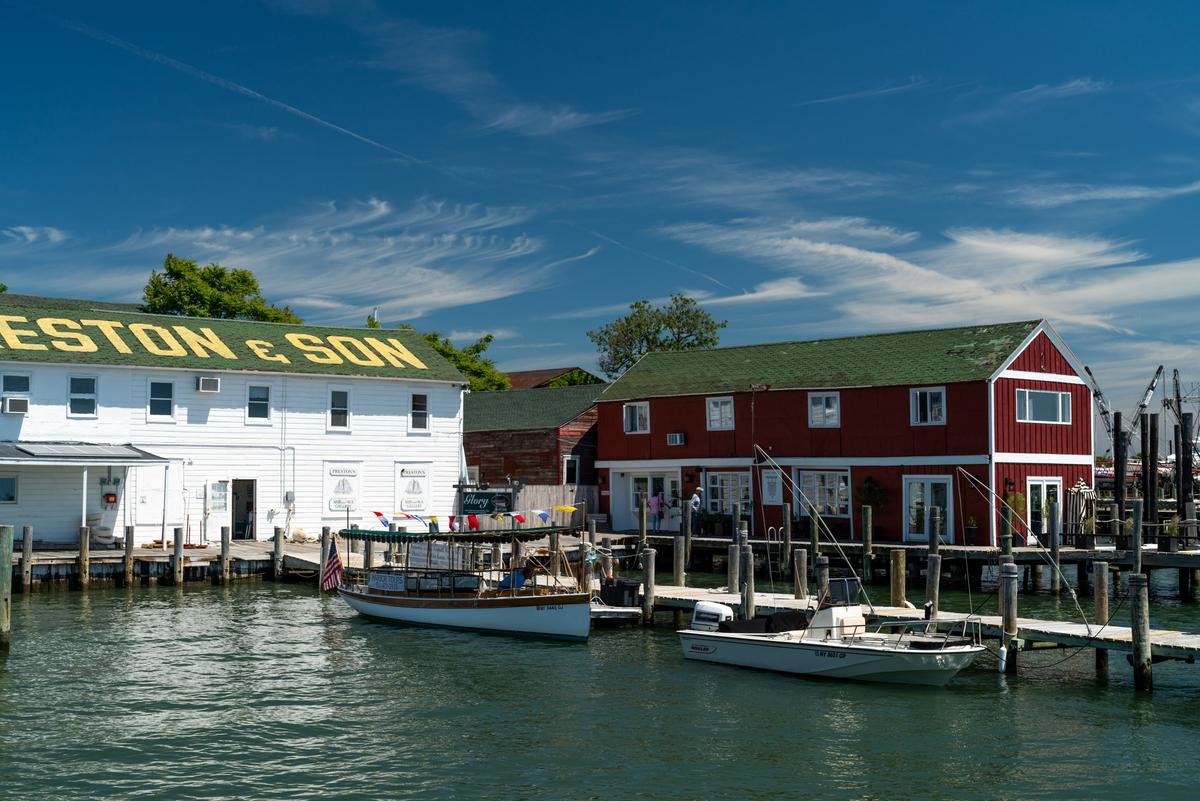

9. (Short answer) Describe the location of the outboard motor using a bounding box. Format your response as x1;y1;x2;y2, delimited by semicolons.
692;601;734;631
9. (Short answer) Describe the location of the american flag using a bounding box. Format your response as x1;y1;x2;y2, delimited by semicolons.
321;537;343;591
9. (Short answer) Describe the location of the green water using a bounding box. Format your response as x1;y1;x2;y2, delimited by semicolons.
1;578;1198;801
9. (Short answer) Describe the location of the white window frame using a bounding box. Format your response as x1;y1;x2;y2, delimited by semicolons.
706;471;751;515
705;396;735;431
466;465;480;485
623;402;650;434
562;455;581;485
1026;476;1064;541
246;383;273;425
147;378;176;422
67;375;98;419
0;474;16;504
327;386;351;431
1016;388;1072;425
1;373;31;395
902;474;954;544
910;386;947;426
807;391;840;428
797;470;850;518
410;393;430;433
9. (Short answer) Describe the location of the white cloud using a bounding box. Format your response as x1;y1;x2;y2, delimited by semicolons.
448;328;517;344
956;77;1110;123
703;277;824;306
2;226;68;245
797;75;930;107
1006;178;1200;208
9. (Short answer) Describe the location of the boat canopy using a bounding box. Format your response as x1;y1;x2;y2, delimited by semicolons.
337;525;578;544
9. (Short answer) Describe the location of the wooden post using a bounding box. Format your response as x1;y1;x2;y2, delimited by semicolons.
1131;499;1143;575
1094;560;1109;676
550;531;561;577
808;504;820;561
1000;561;1019;674
1114;411;1127;547
861;505;874;584
673;535;685;587
1149;413;1160;547
1000;505;1013;556
638;497;648;552
1050;501;1061;597
21;525;33;593
815;554;830;602
272;526;285;581
793;548;808;599
726;542;739;592
641;548;655;624
122;525;134;588
600;537;613;580
219;525;231;584
1130;573;1152;691
1140;413;1150;525
740;543;756;619
362;530;373;573
578;542;590;592
172;526;184;585
782;511;792;577
588;518;598;547
682;503;692;567
78;525;91;590
925;553;942;619
0;525;11;654
889;549;906;607
318;527;331;589
929;506;941;556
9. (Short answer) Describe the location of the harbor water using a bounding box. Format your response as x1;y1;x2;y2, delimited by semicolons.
1;578;1198;801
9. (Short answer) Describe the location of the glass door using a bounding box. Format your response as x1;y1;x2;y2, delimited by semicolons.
1028;477;1062;544
904;476;952;543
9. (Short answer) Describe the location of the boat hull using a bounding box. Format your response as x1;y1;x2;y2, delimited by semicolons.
339;588;591;640
679;630;983;686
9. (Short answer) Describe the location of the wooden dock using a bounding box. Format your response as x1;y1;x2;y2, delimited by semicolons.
647;585;1200;661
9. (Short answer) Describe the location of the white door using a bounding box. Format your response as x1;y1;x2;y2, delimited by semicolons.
1027;477;1063;543
904;476;953;544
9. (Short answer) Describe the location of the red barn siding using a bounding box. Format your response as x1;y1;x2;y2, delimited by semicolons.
993;378;1091;455
847;464;990;545
994;462;1094;543
559;408;600;485
466;429;560;485
1007;332;1075;375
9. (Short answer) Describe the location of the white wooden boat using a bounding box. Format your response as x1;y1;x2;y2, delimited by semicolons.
679;581;984;686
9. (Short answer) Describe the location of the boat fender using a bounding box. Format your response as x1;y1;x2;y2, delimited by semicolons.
998;644;1008;673
904;600;916;609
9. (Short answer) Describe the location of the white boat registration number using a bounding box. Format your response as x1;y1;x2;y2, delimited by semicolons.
537;604;565;611
815;650;846;659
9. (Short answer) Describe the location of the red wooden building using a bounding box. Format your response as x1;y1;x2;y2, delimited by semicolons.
594;320;1092;545
464;384;606;486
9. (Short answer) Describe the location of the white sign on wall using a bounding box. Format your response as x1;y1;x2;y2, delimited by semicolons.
761;469;784;506
324;461;361;516
395;462;431;513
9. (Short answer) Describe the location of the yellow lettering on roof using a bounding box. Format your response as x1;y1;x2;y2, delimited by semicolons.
174;325;236;360
245;339;290;364
37;318;98;353
81;320;133;354
285;333;342;365
129;323;187;357
0;315;47;351
328;336;385;367
364;337;427;369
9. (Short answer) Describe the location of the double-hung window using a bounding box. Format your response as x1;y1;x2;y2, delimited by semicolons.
329;388;350;429
808;392;840;428
562;455;580;485
0;475;15;504
2;374;30;394
706;472;751;515
623;402;650;434
68;376;97;418
411;394;430;431
706;396;734;430
1016;389;1071;424
910;387;946;425
799;470;850;517
148;381;174;419
247;385;271;421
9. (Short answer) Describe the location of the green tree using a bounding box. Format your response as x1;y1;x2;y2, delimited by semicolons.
544;368;604;387
386;323;509;391
587;294;726;378
0;283;7;293
143;253;302;323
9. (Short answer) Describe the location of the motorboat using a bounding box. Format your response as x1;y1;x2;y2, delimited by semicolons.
678;578;984;686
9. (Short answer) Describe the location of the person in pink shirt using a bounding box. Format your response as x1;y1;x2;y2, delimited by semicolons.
648;491;662;531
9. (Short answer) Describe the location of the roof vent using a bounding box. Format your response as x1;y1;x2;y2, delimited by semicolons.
196;376;221;393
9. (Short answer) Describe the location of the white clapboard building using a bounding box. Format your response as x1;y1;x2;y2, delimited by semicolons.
0;295;467;545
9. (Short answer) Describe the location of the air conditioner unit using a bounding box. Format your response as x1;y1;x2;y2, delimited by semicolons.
196;376;221;393
666;432;686;446
2;396;29;415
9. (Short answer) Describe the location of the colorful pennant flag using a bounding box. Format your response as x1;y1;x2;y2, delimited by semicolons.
552;505;577;513
429;515;440;533
511;513;526;524
467;514;480;531
448;515;460;532
373;511;391;529
533;509;550;523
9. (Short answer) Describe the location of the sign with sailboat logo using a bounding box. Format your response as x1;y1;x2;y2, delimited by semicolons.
395;462;432;513
323;460;361;516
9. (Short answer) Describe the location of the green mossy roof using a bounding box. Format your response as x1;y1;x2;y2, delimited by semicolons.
0;299;464;382
465;384;608;432
599;320;1041;401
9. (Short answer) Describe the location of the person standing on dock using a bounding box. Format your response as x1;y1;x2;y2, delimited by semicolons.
649;491;663;532
690;487;703;536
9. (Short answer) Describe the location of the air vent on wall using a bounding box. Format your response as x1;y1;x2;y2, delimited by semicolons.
196;376;221;393
666;432;686;446
2;396;29;415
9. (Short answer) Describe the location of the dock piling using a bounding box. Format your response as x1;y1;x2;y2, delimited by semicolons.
641;547;656;624
808;505;819;564
673;535;685;587
272;526;286;580
600;537;613;579
77;526;90;590
1130;573;1152;691
726;542;739;592
549;531;561;577
122;525;134;587
1000;505;1013;556
171;527;184;585
740;544;756;619
319;527;330;589
578;542;591;594
1131;500;1144;575
1050;501;1062;596
21;526;33;593
861;505;874;584
929;506;942;556
1094;561;1109;677
815;554;829;602
925;553;941;618
0;525;11;654
361;526;372;574
1000;561;1020;674
682;505;692;567
889;549;906;607
639;497;648;552
782;510;792;577
793;548;808;599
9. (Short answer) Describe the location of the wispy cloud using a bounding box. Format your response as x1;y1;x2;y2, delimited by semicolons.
956;77;1110;123
272;0;632;137
797;75;930;107
448;328;517;344
1006;178;1200;208
701;277;824;306
219;123;289;142
2;226;68;245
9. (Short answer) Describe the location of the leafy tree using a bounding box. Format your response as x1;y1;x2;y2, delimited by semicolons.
143;253;302;323
587;294;726;378
365;315;381;328
0;283;7;293
384;322;509;391
544;368;604;387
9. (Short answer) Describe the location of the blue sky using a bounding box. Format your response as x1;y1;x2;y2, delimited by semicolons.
3;1;1200;413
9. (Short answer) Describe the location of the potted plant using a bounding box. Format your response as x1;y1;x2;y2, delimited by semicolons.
964;515;981;546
